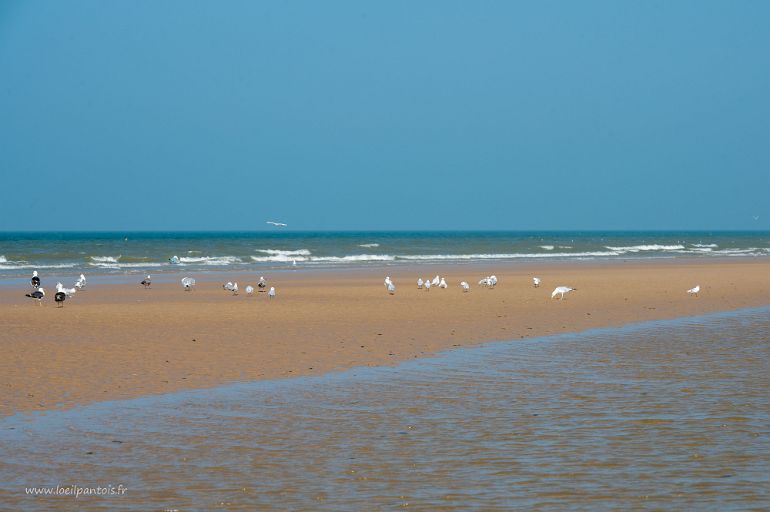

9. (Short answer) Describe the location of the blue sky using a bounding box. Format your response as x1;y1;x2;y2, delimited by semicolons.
1;1;768;231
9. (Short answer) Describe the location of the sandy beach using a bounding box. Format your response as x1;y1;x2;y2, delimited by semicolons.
2;258;770;417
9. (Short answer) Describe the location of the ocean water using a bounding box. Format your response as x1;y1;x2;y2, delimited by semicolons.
0;231;769;277
1;307;768;510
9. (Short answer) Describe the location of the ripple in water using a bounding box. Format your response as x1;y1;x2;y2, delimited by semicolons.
1;308;769;510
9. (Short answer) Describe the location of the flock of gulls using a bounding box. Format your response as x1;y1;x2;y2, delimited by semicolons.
22;269;702;306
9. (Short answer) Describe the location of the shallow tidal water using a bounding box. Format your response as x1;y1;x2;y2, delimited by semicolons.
1;307;769;511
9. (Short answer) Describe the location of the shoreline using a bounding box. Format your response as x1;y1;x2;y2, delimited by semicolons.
2;258;770;417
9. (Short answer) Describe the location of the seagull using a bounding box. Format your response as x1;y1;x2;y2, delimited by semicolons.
687;285;700;296
258;276;267;291
25;287;45;305
384;276;393;288
245;285;254;295
228;282;239;295
489;275;498;287
266;221;288;227
753;215;760;221
439;278;448;289
478;277;490;287
140;275;151;289
56;282;77;297
181;277;196;291
74;274;86;289
425;279;431;291
31;271;40;289
460;281;470;292
533;277;541;288
169;255;180;264
417;278;423;289
268;286;276;299
387;282;396;295
431;275;440;287
551;286;576;300
54;290;66;308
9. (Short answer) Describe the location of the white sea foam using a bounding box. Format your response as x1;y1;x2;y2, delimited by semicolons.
540;245;555;250
255;249;312;257
90;255;121;263
88;262;165;268
398;251;621;260
359;243;380;248
179;256;243;265
251;254;395;263
606;244;686;252
692;243;718;248
0;263;78;270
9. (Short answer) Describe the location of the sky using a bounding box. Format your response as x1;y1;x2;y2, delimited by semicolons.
1;0;768;231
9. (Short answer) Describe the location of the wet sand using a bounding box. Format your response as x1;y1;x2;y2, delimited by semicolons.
1;259;769;416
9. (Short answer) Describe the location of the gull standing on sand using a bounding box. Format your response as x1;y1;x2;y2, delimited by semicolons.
460;281;470;292
245;285;254;295
551;286;576;300
387;282;396;295
687;285;700;296
75;274;86;289
258;276;267;291
384;276;393;288
425;279;431;291
30;271;40;289
181;277;196;291
268;286;276;299
54;289;67;308
25;287;45;305
56;282;77;297
489;275;498;287
533;277;541;288
439;278;448;289
417;278;424;289
141;275;151;289
431;275;440;287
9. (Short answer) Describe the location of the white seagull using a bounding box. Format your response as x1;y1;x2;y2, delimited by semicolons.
533;277;541;288
431;275;440;287
687;285;700;296
141;275;152;289
245;285;254;295
439;278;448;289
258;276;267;291
268;286;276;299
460;281;470;292
74;274;86;289
25;287;45;305
489;275;498;287
31;271;40;289
266;221;288;227
387;282;396;295
551;286;576;300
181;277;196;291
384;276;393;288
417;278;424;289
56;282;77;297
425;279;431;291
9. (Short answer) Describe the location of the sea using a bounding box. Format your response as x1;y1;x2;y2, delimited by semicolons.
1;306;768;510
1;231;769;278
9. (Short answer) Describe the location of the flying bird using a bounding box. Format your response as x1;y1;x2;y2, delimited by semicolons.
753;215;760;221
551;286;576;300
460;281;470;292
533;277;541;288
141;275;151;289
245;285;254;295
25;287;45;305
266;221;288;227
417;278;423;289
181;277;196;291
268;286;276;298
31;271;40;289
687;285;700;296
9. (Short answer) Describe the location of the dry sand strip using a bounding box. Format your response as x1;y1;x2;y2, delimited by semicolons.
1;259;769;416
